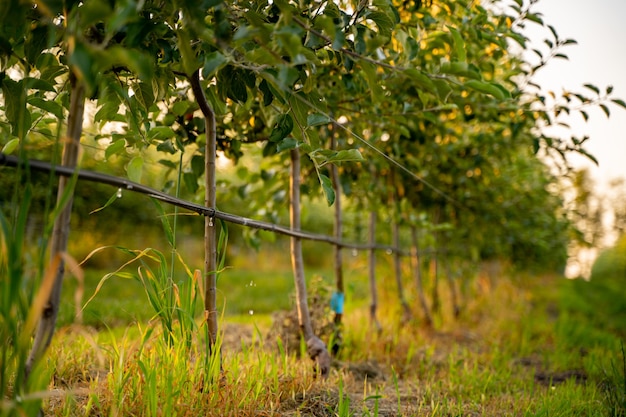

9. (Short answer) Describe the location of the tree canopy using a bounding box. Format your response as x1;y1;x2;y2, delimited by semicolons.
1;0;624;271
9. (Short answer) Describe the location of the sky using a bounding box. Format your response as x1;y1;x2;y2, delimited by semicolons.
521;0;626;186
518;0;626;276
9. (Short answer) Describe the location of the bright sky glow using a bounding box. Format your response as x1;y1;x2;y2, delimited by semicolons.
522;0;626;186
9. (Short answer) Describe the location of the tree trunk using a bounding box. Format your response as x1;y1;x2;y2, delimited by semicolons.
330;137;344;355
368;209;382;333
410;225;433;327
25;73;85;377
190;70;219;358
392;220;412;323
290;149;330;376
431;252;441;315
443;257;460;319
431;209;441;316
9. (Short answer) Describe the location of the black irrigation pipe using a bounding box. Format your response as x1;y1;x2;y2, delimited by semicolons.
2;153;425;256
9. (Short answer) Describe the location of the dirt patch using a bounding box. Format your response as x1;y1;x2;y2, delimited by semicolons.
534;369;588;386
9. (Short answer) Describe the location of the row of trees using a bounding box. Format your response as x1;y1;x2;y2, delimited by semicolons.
1;0;624;398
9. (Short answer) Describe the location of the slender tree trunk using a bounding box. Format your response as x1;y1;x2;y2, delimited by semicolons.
410;225;433;327
330;137;343;355
190;71;219;357
392;220;412;323
25;73;85;377
443;256;460;319
431;209;441;315
368;209;382;333
431;251;441;315
290;149;330;376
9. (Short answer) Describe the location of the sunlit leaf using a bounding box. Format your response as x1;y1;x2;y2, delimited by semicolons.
464;80;506;100
105;139;126;160
448;26;466;62
127;156;143;183
148;126;176;140
1;138;19;155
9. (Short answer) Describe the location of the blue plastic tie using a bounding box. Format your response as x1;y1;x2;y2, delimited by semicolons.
330;291;345;314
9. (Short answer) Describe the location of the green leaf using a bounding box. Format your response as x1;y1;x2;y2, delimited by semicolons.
2;138;19;155
158;159;178;169
366;11;394;38
205;85;227;115
361;61;383;101
68;40;98;95
447;26;466;62
127;156;144;183
202;51;228;79
80;0;113;27
90;188;122;215
24;24;49;67
191;154;205;177
583;84;600;95
611;98;626;110
27;97;64;119
276;137;299;152
600;104;610;118
318;173;335;206
156;140;177;154
259;79;274;107
148;126;176;140
1;78;30;139
464;80;506;100
405;69;438;95
306;113;330;127
332;28;345;51
439;62;479;79
107;46;155;82
580;110;589;122
105;139;126;160
183;172;199;193
172;101;190;116
269;114;294;142
330;149;365;163
310;148;365;166
177;29;198;76
432;79;452;101
151;199;175;248
133;82;155;111
276;65;300;90
526;13;544;25
24;77;56;91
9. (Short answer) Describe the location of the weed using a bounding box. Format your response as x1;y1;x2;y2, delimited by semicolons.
602;341;626;416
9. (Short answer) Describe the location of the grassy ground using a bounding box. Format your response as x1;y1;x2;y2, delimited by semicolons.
34;245;626;416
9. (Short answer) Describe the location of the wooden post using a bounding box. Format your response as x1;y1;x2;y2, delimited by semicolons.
290;148;330;376
190;70;219;357
411;224;433;327
26;73;85;377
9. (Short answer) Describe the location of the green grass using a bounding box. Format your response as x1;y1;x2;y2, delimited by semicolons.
4;224;626;416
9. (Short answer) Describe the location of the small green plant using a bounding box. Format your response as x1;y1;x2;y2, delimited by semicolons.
0;187;53;416
603;342;626;416
335;377;353;417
